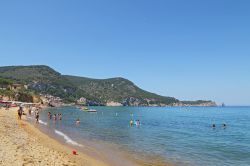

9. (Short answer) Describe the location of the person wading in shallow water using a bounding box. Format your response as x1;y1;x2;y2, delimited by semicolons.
53;114;57;121
35;109;39;123
48;112;52;120
59;113;62;120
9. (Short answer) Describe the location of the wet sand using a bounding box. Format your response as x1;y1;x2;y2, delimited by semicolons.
0;107;110;166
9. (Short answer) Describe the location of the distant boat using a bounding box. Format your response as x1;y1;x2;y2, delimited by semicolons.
222;103;225;107
87;109;97;113
80;107;89;111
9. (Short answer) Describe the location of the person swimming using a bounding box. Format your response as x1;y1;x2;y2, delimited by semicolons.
136;120;141;126
212;124;216;128
76;118;80;124
222;123;226;128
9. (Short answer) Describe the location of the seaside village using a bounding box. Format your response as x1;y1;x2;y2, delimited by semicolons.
0;79;65;120
0;78;97;120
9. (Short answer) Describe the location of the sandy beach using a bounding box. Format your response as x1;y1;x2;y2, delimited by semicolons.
0;107;110;166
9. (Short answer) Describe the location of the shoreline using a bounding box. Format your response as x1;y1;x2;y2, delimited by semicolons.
0;107;111;166
36;106;174;166
0;106;174;166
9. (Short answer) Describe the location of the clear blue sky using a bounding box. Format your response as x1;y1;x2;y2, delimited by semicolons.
0;0;249;105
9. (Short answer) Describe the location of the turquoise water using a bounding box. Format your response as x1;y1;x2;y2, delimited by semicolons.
37;106;250;166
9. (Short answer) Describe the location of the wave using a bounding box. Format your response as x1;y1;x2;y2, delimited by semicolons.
54;129;83;147
26;117;47;126
39;120;47;125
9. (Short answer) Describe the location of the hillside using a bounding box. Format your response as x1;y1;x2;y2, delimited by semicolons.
0;65;216;106
64;75;179;105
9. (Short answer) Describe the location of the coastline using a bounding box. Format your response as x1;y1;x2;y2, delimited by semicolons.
0;107;110;166
36;106;174;166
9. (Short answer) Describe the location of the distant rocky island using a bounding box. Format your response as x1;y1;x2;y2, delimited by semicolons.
0;65;216;107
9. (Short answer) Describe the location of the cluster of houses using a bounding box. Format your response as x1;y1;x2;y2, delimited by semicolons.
77;97;87;105
0;83;28;91
40;94;63;107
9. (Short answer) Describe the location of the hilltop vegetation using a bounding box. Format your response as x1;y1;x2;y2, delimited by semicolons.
0;77;35;103
0;65;215;106
64;75;178;105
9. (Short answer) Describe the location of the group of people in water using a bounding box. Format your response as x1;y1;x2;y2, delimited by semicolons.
130;119;141;126
212;123;227;128
18;106;227;129
47;112;62;121
47;111;81;125
17;105;62;124
19;108;81;125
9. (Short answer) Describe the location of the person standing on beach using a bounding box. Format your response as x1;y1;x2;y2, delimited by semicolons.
31;106;36;114
17;106;23;120
5;103;10;110
28;106;32;115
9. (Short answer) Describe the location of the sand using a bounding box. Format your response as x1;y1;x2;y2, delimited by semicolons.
0;107;110;166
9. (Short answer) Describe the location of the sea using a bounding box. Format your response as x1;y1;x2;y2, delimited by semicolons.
28;106;250;166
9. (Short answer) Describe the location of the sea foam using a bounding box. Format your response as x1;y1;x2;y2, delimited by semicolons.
39;120;47;125
27;117;47;125
54;129;83;147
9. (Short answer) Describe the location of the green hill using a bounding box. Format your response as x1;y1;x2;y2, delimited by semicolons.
64;75;178;105
0;65;215;106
